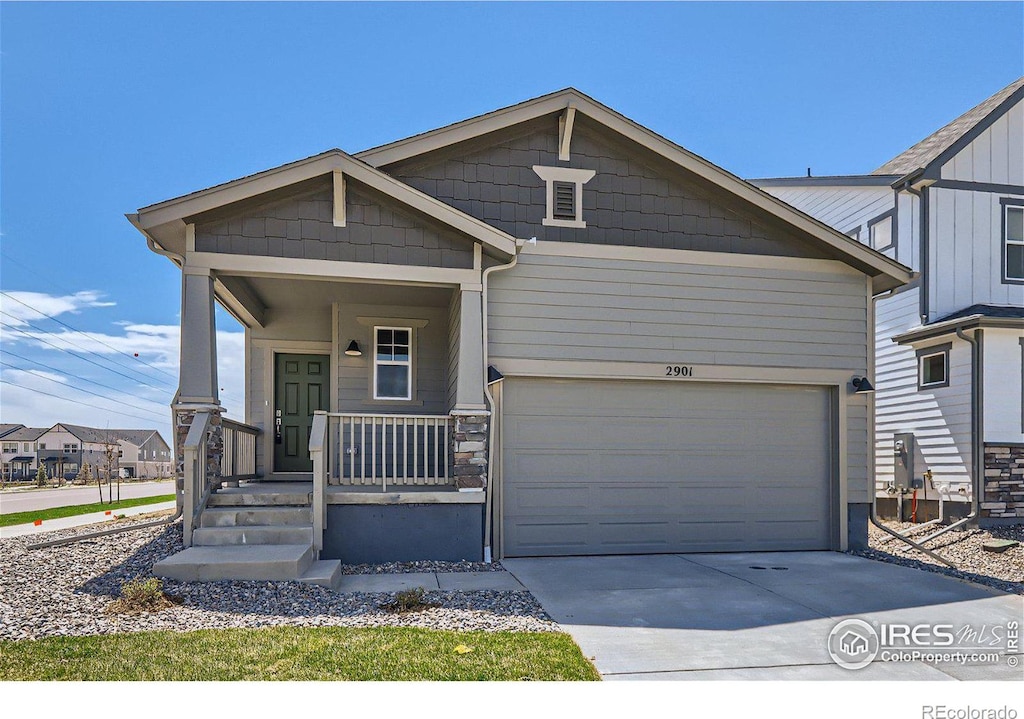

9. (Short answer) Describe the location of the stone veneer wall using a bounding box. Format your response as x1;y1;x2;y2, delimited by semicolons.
173;407;224;491
982;444;1024;519
451;412;488;490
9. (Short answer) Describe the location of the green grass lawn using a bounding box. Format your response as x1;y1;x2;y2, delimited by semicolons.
0;494;175;527
0;626;600;681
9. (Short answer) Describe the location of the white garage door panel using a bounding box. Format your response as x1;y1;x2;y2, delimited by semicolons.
502;378;833;556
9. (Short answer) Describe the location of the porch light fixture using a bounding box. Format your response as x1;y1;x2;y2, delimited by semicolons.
345;340;362;357
487;365;504;384
851;376;875;394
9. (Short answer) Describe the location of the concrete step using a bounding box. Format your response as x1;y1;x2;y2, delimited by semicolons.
192;525;314;546
298;559;342;589
207;491;312;507
200;506;312;528
153;544;314;583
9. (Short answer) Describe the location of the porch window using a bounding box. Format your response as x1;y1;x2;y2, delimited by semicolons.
373;326;413;400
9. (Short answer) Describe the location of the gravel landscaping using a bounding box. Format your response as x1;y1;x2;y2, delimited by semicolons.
0;514;557;642
854;520;1024;595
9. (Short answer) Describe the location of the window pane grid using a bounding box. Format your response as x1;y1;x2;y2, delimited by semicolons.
374;327;412;400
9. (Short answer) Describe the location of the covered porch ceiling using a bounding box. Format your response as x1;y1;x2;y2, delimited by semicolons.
216;276;455;326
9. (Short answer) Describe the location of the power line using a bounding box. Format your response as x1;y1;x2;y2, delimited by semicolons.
0;380;170;425
0;317;176;394
0;359;169;419
0;290;180;387
1;348;169;409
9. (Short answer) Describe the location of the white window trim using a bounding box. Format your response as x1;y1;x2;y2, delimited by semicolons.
1002;203;1024;283
916;343;951;390
372;326;413;401
533;165;596;229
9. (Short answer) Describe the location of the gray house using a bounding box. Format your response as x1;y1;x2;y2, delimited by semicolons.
129;89;912;585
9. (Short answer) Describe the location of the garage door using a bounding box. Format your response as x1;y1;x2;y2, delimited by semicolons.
501;378;833;557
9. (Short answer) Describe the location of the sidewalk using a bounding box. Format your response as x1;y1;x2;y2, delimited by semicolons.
0;501;176;539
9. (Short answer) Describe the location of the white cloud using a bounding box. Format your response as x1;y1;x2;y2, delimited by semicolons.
1;318;246;439
0;290;116;327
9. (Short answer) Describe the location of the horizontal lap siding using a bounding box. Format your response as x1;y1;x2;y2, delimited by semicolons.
764;186;893;241
874;288;972;495
489;252;868;369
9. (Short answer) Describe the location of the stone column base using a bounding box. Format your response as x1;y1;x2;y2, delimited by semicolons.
982;444;1024;519
173;405;224;491
451;412;488;490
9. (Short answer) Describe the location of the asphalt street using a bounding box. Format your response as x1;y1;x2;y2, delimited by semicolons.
0;479;176;514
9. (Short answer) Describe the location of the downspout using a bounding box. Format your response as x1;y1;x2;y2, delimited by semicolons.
913;326;982;543
480;237;530;563
866;287;957;568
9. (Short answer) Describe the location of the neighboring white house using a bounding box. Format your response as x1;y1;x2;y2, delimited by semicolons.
755;77;1024;526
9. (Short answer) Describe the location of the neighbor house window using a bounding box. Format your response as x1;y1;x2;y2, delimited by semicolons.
1003;202;1024;282
917;343;950;390
63;443;78;453
2;443;17;453
373;327;413;400
847;227;861;243
869;213;894;251
23;443;31;452
532;165;596;229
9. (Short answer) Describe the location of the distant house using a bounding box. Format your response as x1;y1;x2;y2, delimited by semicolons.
2;424;172;481
1;426;45;480
754;77;1024;526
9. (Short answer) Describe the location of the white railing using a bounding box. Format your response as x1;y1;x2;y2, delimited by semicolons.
324;413;451;490
222;418;259;482
181;411;212;548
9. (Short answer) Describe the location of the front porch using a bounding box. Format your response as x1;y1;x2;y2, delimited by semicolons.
164;269;494;581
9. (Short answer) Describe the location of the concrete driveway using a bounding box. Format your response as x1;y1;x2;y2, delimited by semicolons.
503;552;1024;681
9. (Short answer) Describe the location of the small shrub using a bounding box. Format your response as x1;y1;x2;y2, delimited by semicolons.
382;587;436;614
105;577;181;614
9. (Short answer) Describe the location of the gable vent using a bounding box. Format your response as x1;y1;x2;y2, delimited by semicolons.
553;181;576;220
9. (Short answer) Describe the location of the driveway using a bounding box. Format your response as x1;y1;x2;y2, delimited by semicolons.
502;552;1024;680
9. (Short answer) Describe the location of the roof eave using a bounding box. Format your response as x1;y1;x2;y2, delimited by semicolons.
893;315;1024;344
132;151;518;258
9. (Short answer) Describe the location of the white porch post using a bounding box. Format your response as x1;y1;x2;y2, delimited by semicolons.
452;285;489;492
454;286;486;412
178;267;219;404
173;266;223;533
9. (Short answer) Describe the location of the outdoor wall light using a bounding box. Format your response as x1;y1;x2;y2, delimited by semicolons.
851;376;875;394
345;340;362;357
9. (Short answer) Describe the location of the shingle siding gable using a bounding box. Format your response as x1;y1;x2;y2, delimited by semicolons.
387;116;830;260
194;181;476;269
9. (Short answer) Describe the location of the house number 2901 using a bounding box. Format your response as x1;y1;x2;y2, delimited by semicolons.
665;365;693;377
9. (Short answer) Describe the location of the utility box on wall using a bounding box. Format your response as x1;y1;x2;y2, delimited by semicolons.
894;432;915;490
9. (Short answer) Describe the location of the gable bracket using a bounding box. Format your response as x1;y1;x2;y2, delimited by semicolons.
333;170;346;227
558;105;577;161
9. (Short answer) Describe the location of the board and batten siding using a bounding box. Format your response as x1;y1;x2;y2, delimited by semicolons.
927;187;1024;320
874;287;972;497
940;100;1024;185
983;328;1024;443
489;248;872;504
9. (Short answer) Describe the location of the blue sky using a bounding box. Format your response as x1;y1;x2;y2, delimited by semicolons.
1;1;1021;441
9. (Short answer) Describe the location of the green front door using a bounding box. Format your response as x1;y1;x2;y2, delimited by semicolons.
274;353;329;473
